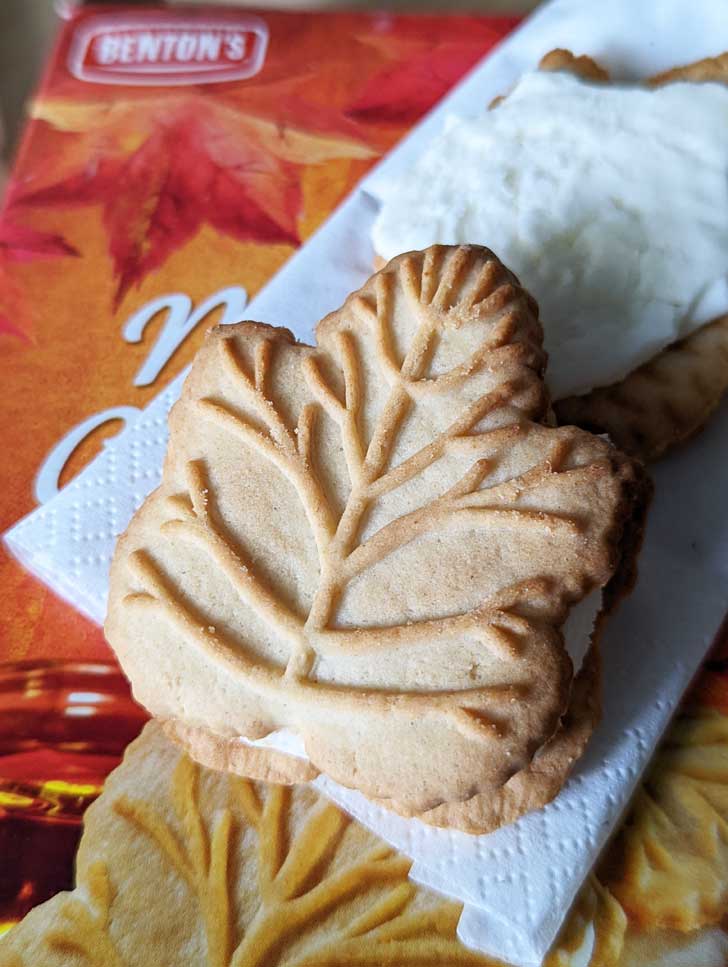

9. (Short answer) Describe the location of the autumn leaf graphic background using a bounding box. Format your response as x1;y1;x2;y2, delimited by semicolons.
0;221;77;340
5;13;520;310
12;96;374;308
346;16;519;123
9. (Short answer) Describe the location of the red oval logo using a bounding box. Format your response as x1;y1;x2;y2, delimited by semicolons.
68;13;269;86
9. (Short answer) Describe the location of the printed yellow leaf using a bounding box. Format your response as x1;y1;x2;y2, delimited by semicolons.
232;112;377;163
0;721;644;967
618;924;728;967
607;709;728;931
545;876;626;967
0;722;495;967
31;96;376;163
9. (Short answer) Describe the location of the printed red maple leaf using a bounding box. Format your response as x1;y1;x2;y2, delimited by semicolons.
18;107;298;308
0;220;78;341
16;97;375;308
346;20;518;124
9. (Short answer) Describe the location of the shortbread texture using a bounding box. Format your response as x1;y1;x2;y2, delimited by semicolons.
106;245;645;818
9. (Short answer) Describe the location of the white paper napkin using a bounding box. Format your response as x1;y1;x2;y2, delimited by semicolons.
6;1;728;963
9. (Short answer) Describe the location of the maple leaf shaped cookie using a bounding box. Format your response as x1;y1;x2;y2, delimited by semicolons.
105;245;648;825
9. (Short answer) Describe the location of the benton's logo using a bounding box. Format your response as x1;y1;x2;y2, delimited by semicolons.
68;14;268;86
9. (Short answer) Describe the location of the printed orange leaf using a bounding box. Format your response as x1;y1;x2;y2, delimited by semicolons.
18;96;375;307
18;106;296;307
28;94;376;168
606;709;728;932
346;20;518;123
0;220;78;341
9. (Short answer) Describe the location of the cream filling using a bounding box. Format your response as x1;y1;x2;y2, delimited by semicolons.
239;589;604;764
371;70;728;399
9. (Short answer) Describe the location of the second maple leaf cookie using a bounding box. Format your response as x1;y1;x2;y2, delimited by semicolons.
105;245;650;831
